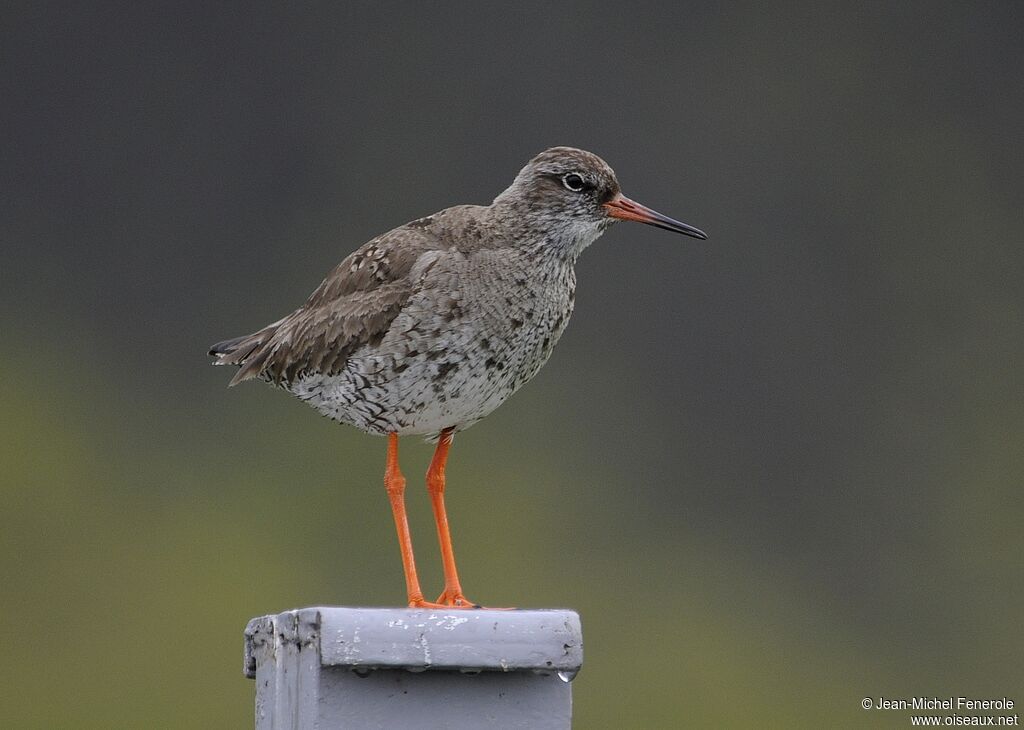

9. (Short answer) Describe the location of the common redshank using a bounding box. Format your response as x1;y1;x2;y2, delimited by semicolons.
210;147;706;608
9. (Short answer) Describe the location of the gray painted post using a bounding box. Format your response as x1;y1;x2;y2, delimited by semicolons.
244;607;583;729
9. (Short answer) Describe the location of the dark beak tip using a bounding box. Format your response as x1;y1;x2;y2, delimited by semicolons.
652;219;708;240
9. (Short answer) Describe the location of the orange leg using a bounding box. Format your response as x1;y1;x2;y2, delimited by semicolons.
384;433;428;607
426;428;480;608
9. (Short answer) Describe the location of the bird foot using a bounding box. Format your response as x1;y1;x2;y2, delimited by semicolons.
405;590;515;610
406;590;480;609
434;589;481;608
407;596;479;609
406;589;511;609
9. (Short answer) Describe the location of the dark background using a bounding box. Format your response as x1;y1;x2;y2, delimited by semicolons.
2;2;1021;727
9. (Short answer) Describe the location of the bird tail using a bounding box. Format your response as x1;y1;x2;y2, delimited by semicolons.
208;320;282;386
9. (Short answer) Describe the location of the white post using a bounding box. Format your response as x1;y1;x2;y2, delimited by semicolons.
245;607;583;729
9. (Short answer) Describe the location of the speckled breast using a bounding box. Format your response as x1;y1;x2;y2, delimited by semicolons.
289;250;576;438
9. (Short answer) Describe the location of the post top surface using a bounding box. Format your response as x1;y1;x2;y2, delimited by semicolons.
245;606;583;678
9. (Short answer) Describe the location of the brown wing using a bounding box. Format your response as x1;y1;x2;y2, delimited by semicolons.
212;220;443;387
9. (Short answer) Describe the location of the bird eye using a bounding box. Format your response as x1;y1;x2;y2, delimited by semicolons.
562;173;586;192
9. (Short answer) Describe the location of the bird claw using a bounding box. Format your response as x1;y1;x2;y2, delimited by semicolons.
406;590;509;609
405;590;515;610
406;597;478;609
434;589;481;608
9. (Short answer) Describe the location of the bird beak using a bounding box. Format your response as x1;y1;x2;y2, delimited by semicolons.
603;194;708;240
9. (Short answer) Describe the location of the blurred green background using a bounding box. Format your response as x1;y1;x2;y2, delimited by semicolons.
2;2;1022;727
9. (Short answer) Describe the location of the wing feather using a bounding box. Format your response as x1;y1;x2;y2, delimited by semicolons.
213;222;443;386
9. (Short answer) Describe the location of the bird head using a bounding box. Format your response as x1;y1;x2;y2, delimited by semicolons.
493;146;706;257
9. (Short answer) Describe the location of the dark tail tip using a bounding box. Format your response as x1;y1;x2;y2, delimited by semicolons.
209;335;248;357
